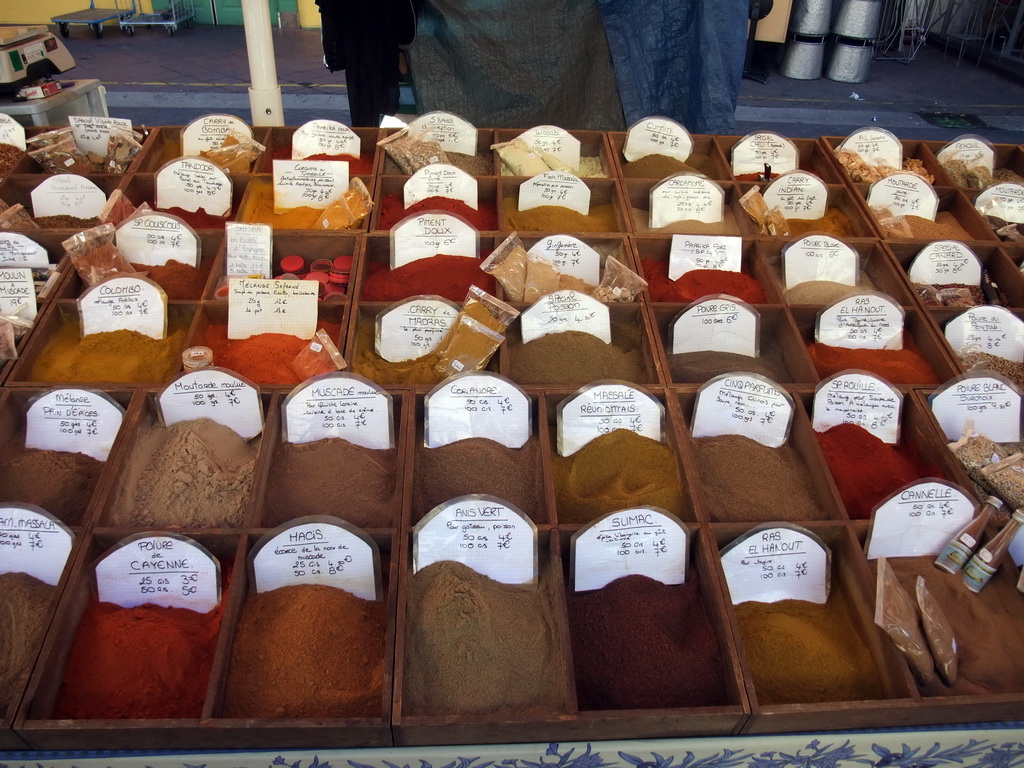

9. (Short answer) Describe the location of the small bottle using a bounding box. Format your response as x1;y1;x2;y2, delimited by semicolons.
934;496;1002;574
181;346;214;371
962;507;1024;593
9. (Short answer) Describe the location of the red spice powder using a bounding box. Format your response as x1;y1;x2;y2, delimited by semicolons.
202;322;342;385
271;146;374;175
808;338;940;385
361;255;495;303
159;206;231;229
641;260;767;303
377;193;498;230
131;258;213;300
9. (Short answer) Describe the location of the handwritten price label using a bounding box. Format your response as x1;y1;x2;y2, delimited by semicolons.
391;211;480;266
783;235;858;289
0;267;36;320
650;174;724;228
0;233;48;268
671;296;759;356
519;289;610;344
30;174;107;218
945;305;1024;363
720;524;830;604
623;116;692;163
816;292;904;351
116;211;199;267
155;157;232;216
26;387;125;461
291;119;361;159
226;277;318;340
937;134;994;174
181;114;252;155
867;172;938;221
0;114;26;150
425;372;531;449
838;127;902;169
404;163;478;209
69;115;133;157
930;372;1022;442
908;241;981;286
557;383;664;456
812;371;903;444
691;373;793;448
866;480;976;559
78;274;167;340
731;131;798;175
528;235;602;286
375;296;460;362
0;504;74;586
517;125;581;170
668;234;742;279
157;368;264;439
272;159;348;212
282;372;394;449
518;170;591;216
409;111;479;156
763;171;828;220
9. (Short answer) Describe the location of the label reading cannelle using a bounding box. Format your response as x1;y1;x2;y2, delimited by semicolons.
670;296;759;357
650;174;724;228
404;164;478;209
691;373;794;448
116;211;200;267
409;111;478;156
937;134;995;175
375;296;460;362
908;241;982;286
425;372;531;449
812;371;903;444
518;170;591;216
517;125;581;170
623;116;693;163
0;233;48;268
155;157;232;216
528;236;602;286
519;289;611;344
865;479;976;560
731;131;799;176
0;504;74;586
783;235;858;289
866;172;939;221
272;160;348;212
0;114;26;150
291;119;361;160
391;211;479;266
976;182;1024;224
225;222;272;278
720;524;830;604
30;174;107;219
69;115;133;157
282;372;394;449
838;127;902;169
816;292;904;350
181;114;252;156
946;306;1024;363
78;275;167;340
226;277;318;340
763;171;829;220
157;368;263;439
557;382;664;457
25;388;125;461
930;372;1022;442
0;267;36;320
668;234;742;280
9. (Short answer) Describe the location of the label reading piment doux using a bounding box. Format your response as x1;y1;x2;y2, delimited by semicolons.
405;164;478;209
225;222;273;278
157;368;264;439
720;524;830;604
812;371;903;444
946;305;1024;363
670;296;759;357
518;170;591;216
391;212;480;266
691;373;794;448
0;504;74;586
866;172;939;221
668;234;743;280
272;159;348;212
930;372;1022;443
623;116;693;163
155;157;232;216
78;275;167;340
557;382;664;457
865;479;977;560
226;277;318;340
291;119;361;160
650;174;724;228
181;114;252;156
425;372;531;449
519;289;611;344
375;296;460;362
25;388;125;461
30;174;107;219
282;372;394;449
116;211;200;267
815;292;904;350
528;236;602;286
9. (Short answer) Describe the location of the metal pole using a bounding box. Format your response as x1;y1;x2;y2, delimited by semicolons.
241;0;284;126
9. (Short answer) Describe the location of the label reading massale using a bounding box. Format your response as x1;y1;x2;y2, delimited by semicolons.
930;371;1022;443
908;241;981;286
414;494;538;587
26;388;125;461
391;211;480;267
116;211;200;268
731;131;799;176
691;373;794;448
838;127;902;168
226;277;318;340
557;382;664;457
671;296;759;357
0;233;48;268
528;235;602;286
518;170;591;216
409;111;479;156
225;222;272;278
520;289;611;344
78;275;167;340
155;157;232;216
283;372;394;449
181;114;252;155
572;507;689;592
816;292;904;350
720;524;830;604
0;114;26;150
623;116;693;163
866;172;939;221
272;159;348;212
668;234;742;280
976;182;1024;224
404;164;478;209
375;295;460;362
250;517;382;600
763;171;828;220
783;235;858;290
94;532;221;612
812;371;903;444
650;174;724;228
30;174;107;219
425;372;531;449
0;504;74;586
517;125;581;170
157;368;264;440
866;479;976;560
937;134;994;174
291;119;361;159
946;305;1024;363
0;267;36;320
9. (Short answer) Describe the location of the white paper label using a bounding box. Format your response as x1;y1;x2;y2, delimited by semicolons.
155;157;232;217
404;164;478;210
0;232;48;268
946;306;1024;362
225;222;272;278
116;212;199;267
557;383;664;457
25;388;124;461
930;373;1022;442
0;114;26;150
937;135;994;174
691;373;794;448
0;267;36;320
391;212;479;266
816;293;904;350
272;159;348;212
250;518;382;600
181;114;252;155
517;125;581;170
291;120;361;159
783;235;858;289
425;372;530;449
671;296;759;356
623;117;693;163
0;504;73;586
518;171;591;216
572;508;688;592
69;115;133;157
528;235;602;286
668;234;742;280
30;174;106;219
866;480;976;559
157;368;263;439
867;173;939;221
409;111;478;156
650;174;724;228
375;296;460;362
838;128;902;169
908;241;981;285
763;171;828;219
976;182;1024;224
414;494;538;586
78;275;167;340
720;524;830;604
282;372;394;449
812;372;903;444
226;277;318;340
731;131;799;176
520;289;611;344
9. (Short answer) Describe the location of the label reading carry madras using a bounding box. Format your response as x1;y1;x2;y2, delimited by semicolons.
283;372;394;448
518;170;591;216
668;234;742;280
816;292;904;350
976;182;1024;224
557;382;664;457
623;116;693;163
425;372;530;449
226;277;318;340
528;236;602;285
783;235;858;289
225;222;272;278
0;267;36;320
670;296;759;357
865;479;976;560
866;173;939;221
155;157;232;216
30;174;107;219
763;171;828;220
291;119;361;159
731;131;799;176
0;233;48;268
691;373;794;448
250;517;382;600
0;504;74;586
0;114;26;150
116;211;200;267
375;296;460;362
181;114;252;155
650;174;724;228
930;372;1021;442
520;290;611;344
720;524;830;604
272;159;348;212
391;211;479;267
94;533;220;612
572;507;689;592
908;241;982;286
946;306;1024;363
812;371;903;444
25;388;125;461
69;115;133;157
517;125;581;170
78;275;167;340
404;164;478;209
838;127;903;169
937;134;995;174
157;368;263;439
414;494;538;586
409;111;478;156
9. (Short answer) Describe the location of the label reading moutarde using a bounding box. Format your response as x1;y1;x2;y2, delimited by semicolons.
0;504;74;586
691;373;794;448
116;211;200;267
30;174;107;219
650;174;724;228
409;111;478;156
225;222;272;278
519;289;611;344
671;296;759;357
250;517;382;600
838;127;902;169
865;479;976;560
557;382;664;457
94;533;220;612
908;241;982;286
181;114;252;156
291;119;361;160
78;275;167;340
404;164;478;209
517;125;581;171
425;372;530;449
157;368;263;439
720;524;830;604
518;170;591;216
976;182;1024;224
391;212;479;267
26;388;125;461
414;494;538;586
930;372;1022;442
812;371;903;444
0;114;26;150
0;233;48;268
0;267;36;320
226;277;318;340
375;295;460;362
866;173;939;221
731;131;799;176
572;507;688;592
69;115;133;157
937;134;995;174
623;116;693;163
946;306;1024;363
668;234;742;280
283;372;394;448
528;236;602;286
763;171;829;219
783;235;858;289
155;157;232;216
272;159;348;212
816;292;904;350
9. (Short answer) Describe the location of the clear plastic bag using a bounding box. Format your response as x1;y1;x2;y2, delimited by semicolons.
98;190;140;226
62;223;136;286
378;127;448;174
740;186;789;236
0;202;40;230
872;206;916;238
313;178;374;230
105;126;145;174
291;328;347;379
874;556;936;684
0;317;17;362
480;232;528;302
523;249;562;303
591;255;648;302
26;127;95;174
202;130;266;173
433;286;519;377
491;137;551;176
916;576;958;686
979;451;1024;509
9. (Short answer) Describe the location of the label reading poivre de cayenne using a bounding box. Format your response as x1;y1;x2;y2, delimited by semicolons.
763;171;828;219
519;289;611;344
282;372;394;449
181;114;252;156
650;174;724;228
409;111;479;156
731;131;798;176
375;295;460;362
116;211;200;267
930;372;1022;442
157;368;264;439
0;114;26;150
518;170;591;216
691;373;794;448
908;241;981;286
838;127;902;169
623;116;693;163
0;233;48;268
425;372;531;449
155;157;232;216
272;159;348;212
528;235;602;285
976;182;1024;224
404;164;478;209
720;524;830;604
945;306;1024;363
0;267;36;320
815;292;904;350
937;134;994;174
812;371;903;444
670;296;759;357
30;174;107;219
291;119;361;159
866;172;939;221
783;235;858;289
865;480;976;560
517;125;581;170
557;382;664;456
25;388;125;461
0;504;74;586
668;234;742;279
226;277;318;340
78;275;167;340
391;211;479;266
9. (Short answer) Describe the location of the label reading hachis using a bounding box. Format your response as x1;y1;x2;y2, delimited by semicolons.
375;296;460;362
116;211;200;267
155;157;232;216
157;368;263;439
0;233;48;268
291;120;361;159
391;211;480;266
866;173;939;221
937;135;995;175
838;127;902;169
945;306;1024;363
518;171;591;216
623;117;693;163
0;267;36;320
409;112;479;156
425;372;530;449
812;371;903;444
517;125;581;170
650;174;724;228
181;114;252;155
272;160;348;212
720;524;830;604
519;289;611;344
78;275;167;340
30;174;107;218
69;116;133;157
975;182;1024;224
282;372;394;449
763;171;828;220
907;241;981;286
731;131;799;176
670;296;759;357
783;235;858;289
865;480;977;560
528;236;602;286
25;388;124;461
557;383;664;456
691;373;794;448
815;292;904;350
0;504;74;586
668;235;742;280
225;222;272;278
404;164;478;209
0;114;26;150
930;372;1022;442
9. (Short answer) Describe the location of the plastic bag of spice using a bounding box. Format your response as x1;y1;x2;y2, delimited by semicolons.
980;452;1024;508
104;126;144;174
202;130;265;173
291;328;347;380
434;286;519;377
98;190;139;226
592;256;648;302
740;186;789;236
490;138;550;177
915;576;958;686
63;223;136;286
874;556;936;684
0;318;16;362
0;202;40;230
976;196;1024;241
313;178;373;230
26;127;95;174
480;232;528;301
523;250;563;303
378;127;448;174
872;207;916;238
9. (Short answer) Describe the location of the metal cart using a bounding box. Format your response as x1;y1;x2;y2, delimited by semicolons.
51;0;137;38
119;0;195;35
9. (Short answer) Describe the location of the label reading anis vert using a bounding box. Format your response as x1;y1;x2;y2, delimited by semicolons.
557;383;664;457
623;117;693;163
425;372;530;449
812;371;903;444
291;119;361;160
283;372;394;449
691;373;794;448
670;296;759;357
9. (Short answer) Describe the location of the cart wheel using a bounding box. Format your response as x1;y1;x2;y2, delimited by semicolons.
91;22;104;38
124;25;134;35
166;25;176;35
58;22;70;37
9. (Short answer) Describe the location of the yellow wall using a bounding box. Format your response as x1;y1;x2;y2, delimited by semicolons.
297;0;319;27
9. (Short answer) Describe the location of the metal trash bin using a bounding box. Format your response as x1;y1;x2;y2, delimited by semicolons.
780;34;828;79
790;0;833;35
825;36;875;82
831;0;882;39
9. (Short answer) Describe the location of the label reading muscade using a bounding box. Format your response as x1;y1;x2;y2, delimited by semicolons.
181;114;252;155
937;134;994;174
157;368;263;439
391;212;479;267
865;480;976;560
0;114;26;150
26;388;125;461
226;277;318;340
30;174;107;219
414;494;538;586
557;383;664;457
572;507;688;592
425;372;530;449
930;372;1022;442
517;125;581;170
404;164;478;209
272;159;348;212
866;172;939;221
975;182;1024;224
691;373;794;448
908;241;981;286
155;157;232;216
0;233;48;268
763;171;828;219
670;296;759;357
815;292;904;350
668;234;742;280
731;131;799;176
225;222;272;278
519;289;611;344
94;533;220;612
250;518;382;600
518;170;591;216
650;174;724;228
409;111;478;156
116;211;200;267
69;115;133;157
720;524;830;604
623;116;693;163
946;306;1024;363
783;235;858;289
78;275;167;340
0;267;36;320
375;296;460;362
812;371;903;444
291;119;361;160
528;236;602;285
838;127;902;168
0;505;74;586
283;372;394;448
